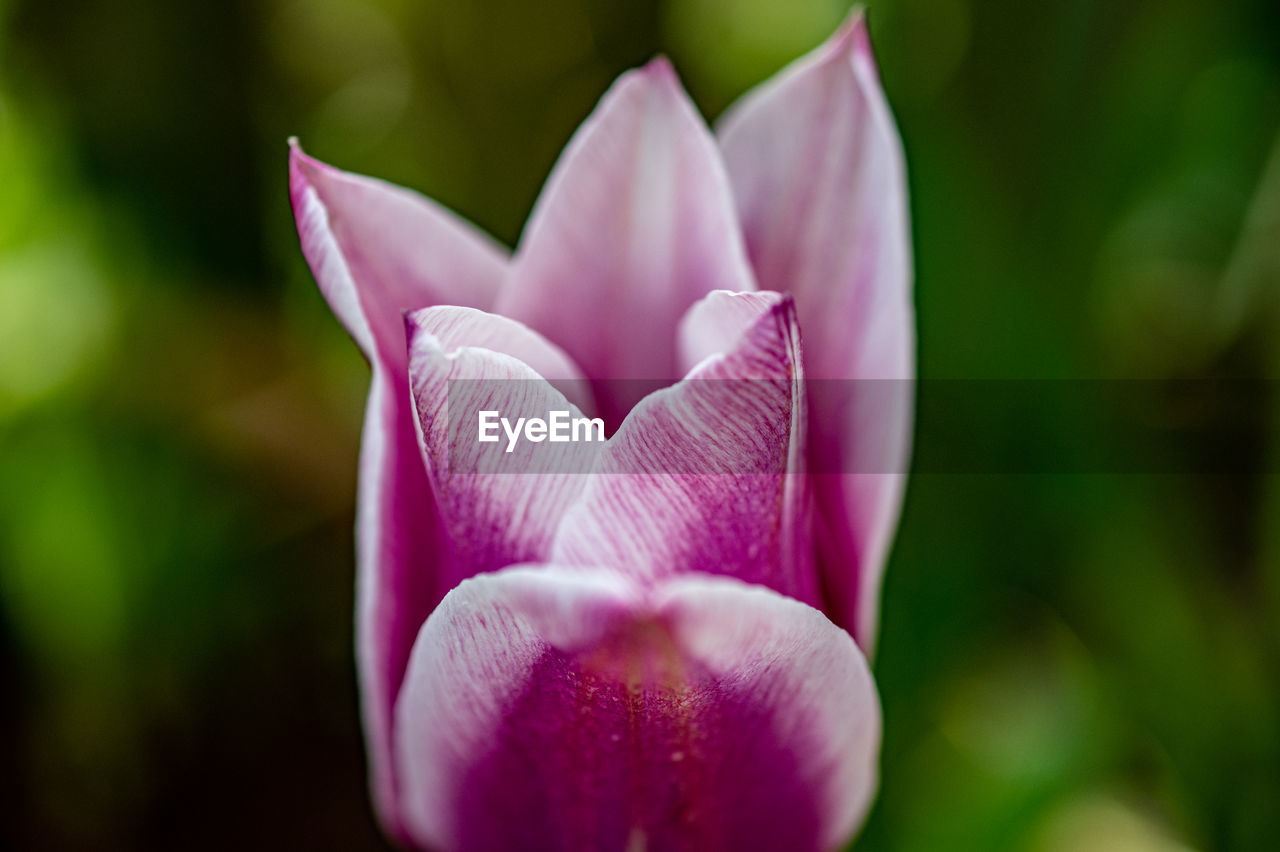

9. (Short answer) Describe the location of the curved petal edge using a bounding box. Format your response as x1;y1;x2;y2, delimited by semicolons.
716;10;915;650
289;142;510;839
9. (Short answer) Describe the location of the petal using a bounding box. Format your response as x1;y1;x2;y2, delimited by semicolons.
676;288;788;374
395;566;881;852
551;294;820;607
290;143;509;838
497;59;757;425
407;304;595;413
405;307;598;587
352;366;440;841
716;11;915;649
289;142;508;364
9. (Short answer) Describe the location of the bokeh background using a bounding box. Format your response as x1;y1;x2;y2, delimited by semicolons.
2;0;1278;849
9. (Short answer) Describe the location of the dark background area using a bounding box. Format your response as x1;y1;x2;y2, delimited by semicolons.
1;0;1278;849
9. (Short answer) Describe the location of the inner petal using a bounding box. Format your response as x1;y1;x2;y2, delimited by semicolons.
454;627;823;852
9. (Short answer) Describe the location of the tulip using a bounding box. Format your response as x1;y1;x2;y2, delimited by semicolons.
290;8;912;851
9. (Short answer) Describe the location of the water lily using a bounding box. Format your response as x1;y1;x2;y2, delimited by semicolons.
290;8;912;851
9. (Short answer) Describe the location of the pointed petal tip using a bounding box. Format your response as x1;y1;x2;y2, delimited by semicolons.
845;4;870;31
823;6;873;63
287;141;332;188
499;43;754;412
287;139;305;180
675;288;795;378
838;6;885;85
641;54;678;84
286;136;312;169
612;55;698;109
287;140;328;204
715;0;910;646
610;54;687;106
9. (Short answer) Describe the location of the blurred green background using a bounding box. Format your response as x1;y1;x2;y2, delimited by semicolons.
1;0;1278;849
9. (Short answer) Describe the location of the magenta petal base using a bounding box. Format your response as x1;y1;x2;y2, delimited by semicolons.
395;567;880;852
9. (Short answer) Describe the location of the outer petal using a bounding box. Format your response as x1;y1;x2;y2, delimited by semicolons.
406;306;598;587
497;59;757;425
289;142;507;363
717;11;915;649
289;144;509;837
395;566;881;852
551;293;819;607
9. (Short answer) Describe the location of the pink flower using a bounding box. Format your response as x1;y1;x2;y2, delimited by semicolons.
290;9;912;851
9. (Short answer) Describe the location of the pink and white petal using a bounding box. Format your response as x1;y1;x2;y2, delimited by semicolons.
551;295;819;606
352;366;442;841
406;308;599;587
289;142;508;364
395;566;881;852
497;59;757;424
407;305;594;414
290;144;510;838
655;574;882;852
676;288;788;375
716;11;914;650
